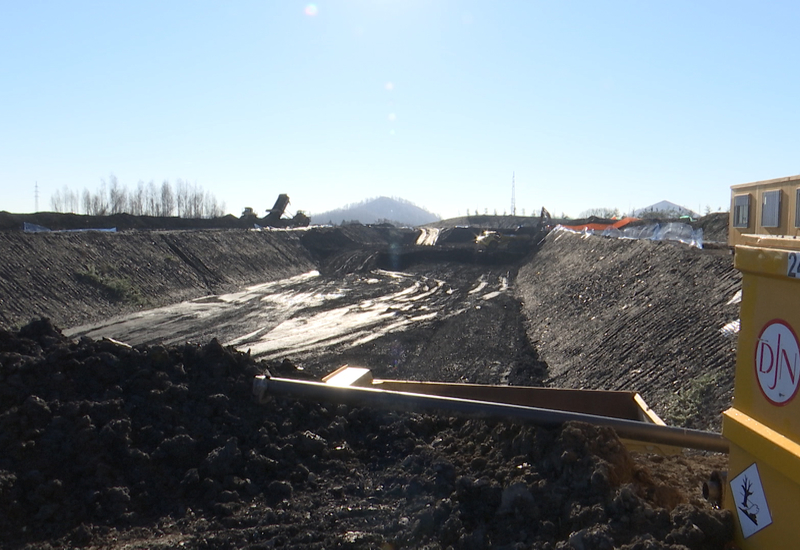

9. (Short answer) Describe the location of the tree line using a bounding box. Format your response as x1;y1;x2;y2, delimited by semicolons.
50;175;226;218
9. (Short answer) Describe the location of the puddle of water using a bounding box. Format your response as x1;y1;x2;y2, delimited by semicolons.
469;281;488;295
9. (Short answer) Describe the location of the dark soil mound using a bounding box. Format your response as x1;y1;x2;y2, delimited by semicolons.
0;319;732;549
694;212;729;244
0;211;257;232
300;225;419;275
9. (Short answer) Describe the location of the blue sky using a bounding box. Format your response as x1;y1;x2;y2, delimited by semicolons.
2;1;799;219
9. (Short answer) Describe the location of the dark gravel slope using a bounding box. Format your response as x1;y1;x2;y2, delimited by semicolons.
516;230;740;431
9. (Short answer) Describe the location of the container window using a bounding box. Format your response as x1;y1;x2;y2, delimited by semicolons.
732;194;750;228
795;188;800;228
761;190;781;228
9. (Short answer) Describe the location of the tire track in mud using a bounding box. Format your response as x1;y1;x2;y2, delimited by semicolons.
65;268;521;378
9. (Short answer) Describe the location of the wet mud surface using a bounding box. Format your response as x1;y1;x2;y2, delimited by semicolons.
66;263;540;388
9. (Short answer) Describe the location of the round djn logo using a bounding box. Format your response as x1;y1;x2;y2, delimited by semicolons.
755;320;800;405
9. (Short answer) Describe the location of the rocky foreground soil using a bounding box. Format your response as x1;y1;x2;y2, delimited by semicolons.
1;319;730;549
0;215;739;548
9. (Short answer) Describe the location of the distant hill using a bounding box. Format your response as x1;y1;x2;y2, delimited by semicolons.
633;200;700;219
310;197;440;227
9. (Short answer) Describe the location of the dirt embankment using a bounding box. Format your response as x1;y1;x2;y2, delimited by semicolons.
0;211;294;232
0;230;317;331
432;212;730;245
516;230;740;432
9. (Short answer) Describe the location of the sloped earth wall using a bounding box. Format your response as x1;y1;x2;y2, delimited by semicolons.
517;230;740;432
0;230;317;330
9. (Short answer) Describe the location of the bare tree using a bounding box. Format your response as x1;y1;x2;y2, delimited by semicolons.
160;180;175;216
51;185;78;213
203;191;225;218
186;182;204;218
579;207;620;219
46;177;224;218
146;180;158;216
194;184;204;218
204;191;215;218
93;180;108;215
82;189;92;214
175;179;187;217
50;188;63;212
128;181;145;215
107;175;127;215
68;187;79;213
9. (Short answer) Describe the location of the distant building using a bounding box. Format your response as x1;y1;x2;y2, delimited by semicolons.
729;174;800;247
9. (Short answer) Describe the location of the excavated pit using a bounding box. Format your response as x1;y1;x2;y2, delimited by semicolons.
0;215;738;548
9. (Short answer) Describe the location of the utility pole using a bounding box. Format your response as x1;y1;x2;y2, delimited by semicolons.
510;172;516;216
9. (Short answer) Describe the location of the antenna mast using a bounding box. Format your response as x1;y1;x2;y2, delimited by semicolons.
510;172;516;216
35;182;39;212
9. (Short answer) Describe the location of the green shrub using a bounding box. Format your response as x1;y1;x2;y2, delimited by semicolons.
75;264;144;305
664;372;721;428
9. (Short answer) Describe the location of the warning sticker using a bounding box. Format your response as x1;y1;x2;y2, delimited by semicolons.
730;463;772;539
755;320;800;405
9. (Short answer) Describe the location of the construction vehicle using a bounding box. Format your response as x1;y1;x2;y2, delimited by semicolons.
475;230;504;250
264;194;291;226
258;194;310;228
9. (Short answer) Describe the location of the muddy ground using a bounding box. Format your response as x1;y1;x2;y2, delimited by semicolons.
0;215;739;548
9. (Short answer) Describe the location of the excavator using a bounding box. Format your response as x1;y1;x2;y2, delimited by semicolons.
242;194;310;228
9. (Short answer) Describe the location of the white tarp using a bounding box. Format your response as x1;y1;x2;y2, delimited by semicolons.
23;222;116;233
557;222;703;249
